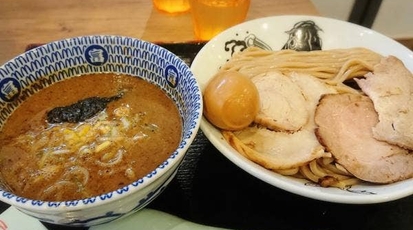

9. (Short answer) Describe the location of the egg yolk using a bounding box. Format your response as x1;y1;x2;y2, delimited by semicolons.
203;70;260;131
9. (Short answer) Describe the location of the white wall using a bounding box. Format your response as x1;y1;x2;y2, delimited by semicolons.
373;0;413;39
311;0;413;39
310;0;355;21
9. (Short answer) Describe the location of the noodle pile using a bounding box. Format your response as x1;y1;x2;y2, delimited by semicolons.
220;46;383;188
221;47;382;94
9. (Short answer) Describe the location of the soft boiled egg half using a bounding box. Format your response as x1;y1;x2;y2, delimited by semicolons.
203;70;260;131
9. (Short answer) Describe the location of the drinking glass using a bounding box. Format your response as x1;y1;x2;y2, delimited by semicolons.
153;0;190;13
189;0;250;40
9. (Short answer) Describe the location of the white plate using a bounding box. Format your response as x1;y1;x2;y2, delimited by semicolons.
191;15;413;204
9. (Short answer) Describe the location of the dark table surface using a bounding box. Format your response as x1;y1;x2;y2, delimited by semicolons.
2;42;412;230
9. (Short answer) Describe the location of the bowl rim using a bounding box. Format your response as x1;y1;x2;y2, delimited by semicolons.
0;35;203;211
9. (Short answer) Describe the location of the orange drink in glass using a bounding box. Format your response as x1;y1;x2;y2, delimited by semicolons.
189;0;250;40
153;0;190;13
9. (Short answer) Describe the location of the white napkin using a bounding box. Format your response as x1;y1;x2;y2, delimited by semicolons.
0;207;229;230
90;208;229;230
0;206;47;230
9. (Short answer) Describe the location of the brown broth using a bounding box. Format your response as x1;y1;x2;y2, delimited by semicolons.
0;73;182;201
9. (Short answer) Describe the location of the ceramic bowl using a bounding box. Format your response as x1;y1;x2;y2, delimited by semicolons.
0;35;202;226
191;15;413;204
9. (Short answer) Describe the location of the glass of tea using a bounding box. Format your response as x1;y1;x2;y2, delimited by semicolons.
152;0;190;13
189;0;250;41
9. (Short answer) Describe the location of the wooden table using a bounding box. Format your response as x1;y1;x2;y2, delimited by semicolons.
0;0;319;65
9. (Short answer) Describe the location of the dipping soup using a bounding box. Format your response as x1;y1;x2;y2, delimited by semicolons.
0;73;182;201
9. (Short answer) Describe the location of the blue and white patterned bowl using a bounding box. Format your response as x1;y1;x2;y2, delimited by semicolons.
0;35;202;226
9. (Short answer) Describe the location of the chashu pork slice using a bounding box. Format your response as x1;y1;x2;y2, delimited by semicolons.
355;56;413;150
223;127;327;170
289;72;337;129
315;93;413;183
252;71;308;132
